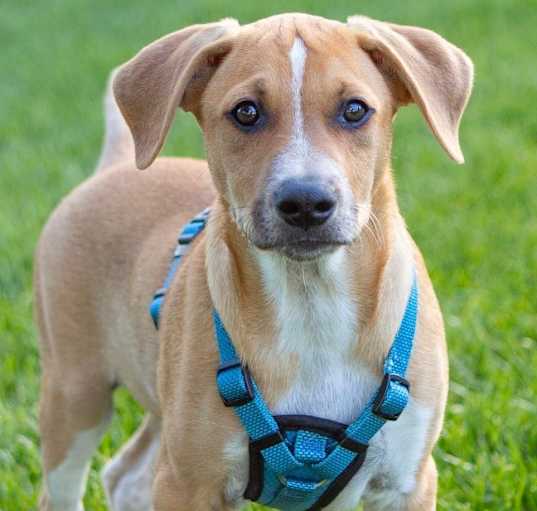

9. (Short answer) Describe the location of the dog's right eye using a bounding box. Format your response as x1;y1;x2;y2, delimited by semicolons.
231;101;260;128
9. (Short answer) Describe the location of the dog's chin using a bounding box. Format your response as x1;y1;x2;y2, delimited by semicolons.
246;216;359;262
255;239;349;262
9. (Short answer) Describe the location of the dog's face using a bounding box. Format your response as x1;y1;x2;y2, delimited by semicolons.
201;18;393;260
114;14;473;260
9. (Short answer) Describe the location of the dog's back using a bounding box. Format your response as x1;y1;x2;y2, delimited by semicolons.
34;73;215;509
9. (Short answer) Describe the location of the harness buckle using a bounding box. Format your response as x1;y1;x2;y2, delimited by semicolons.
149;288;167;328
178;222;207;245
216;359;254;407
372;374;410;421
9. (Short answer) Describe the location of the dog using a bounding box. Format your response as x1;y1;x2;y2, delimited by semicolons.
34;13;473;511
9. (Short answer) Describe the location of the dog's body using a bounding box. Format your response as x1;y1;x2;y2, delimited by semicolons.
35;13;472;511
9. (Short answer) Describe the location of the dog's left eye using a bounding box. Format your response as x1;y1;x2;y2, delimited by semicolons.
339;99;374;128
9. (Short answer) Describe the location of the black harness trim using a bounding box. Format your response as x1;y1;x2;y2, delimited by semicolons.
244;414;369;506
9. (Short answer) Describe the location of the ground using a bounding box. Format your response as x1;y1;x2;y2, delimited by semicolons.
1;0;536;509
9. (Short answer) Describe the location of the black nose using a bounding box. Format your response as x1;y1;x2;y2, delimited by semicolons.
275;179;337;230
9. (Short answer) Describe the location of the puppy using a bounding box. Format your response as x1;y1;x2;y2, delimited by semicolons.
35;13;473;511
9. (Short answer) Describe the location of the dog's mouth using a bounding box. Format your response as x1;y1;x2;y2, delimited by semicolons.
254;237;350;261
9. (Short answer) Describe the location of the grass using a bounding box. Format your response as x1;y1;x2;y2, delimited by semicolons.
1;0;536;509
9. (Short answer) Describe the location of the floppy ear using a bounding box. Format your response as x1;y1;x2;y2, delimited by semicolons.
113;19;240;169
347;16;473;163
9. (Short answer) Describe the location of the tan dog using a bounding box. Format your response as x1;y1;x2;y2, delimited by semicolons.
34;13;473;511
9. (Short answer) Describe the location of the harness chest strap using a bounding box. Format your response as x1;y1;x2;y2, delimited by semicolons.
149;211;418;511
213;282;417;510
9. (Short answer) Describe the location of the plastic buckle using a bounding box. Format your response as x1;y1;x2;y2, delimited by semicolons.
149;288;167;329
338;434;368;454
192;208;210;223
152;287;167;299
372;374;410;421
178;223;204;245
216;360;254;407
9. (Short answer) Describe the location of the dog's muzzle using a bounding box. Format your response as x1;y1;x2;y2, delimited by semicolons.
250;178;353;260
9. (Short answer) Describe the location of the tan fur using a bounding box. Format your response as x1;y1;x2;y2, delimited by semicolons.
95;68;135;172
35;13;472;511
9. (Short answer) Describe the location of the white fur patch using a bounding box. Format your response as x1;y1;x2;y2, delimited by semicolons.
95;68;134;171
223;432;250;506
363;403;433;510
102;432;160;511
325;400;433;511
256;249;362;424
274;37;310;181
46;420;109;511
290;38;307;146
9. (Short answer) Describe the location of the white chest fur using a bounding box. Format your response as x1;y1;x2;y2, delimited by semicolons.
223;249;432;510
259;249;366;423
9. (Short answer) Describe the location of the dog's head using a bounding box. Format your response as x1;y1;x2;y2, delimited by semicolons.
114;14;473;260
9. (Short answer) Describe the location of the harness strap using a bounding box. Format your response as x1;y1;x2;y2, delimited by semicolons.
149;208;210;328
213;278;418;510
323;279;418;456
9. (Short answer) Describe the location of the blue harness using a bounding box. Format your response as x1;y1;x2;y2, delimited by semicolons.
150;211;418;511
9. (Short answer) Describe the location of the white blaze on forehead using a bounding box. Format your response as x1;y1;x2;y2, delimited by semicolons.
289;37;307;145
272;37;310;180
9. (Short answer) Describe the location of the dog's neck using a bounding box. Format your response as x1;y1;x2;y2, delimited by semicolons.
206;171;415;396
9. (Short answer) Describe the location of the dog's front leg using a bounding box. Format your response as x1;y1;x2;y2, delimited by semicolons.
364;455;438;511
400;455;438;511
152;466;192;511
152;444;234;511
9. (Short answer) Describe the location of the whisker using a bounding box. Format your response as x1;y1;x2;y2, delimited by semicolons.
368;210;385;247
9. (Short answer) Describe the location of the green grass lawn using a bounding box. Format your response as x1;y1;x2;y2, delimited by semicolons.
1;0;536;509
